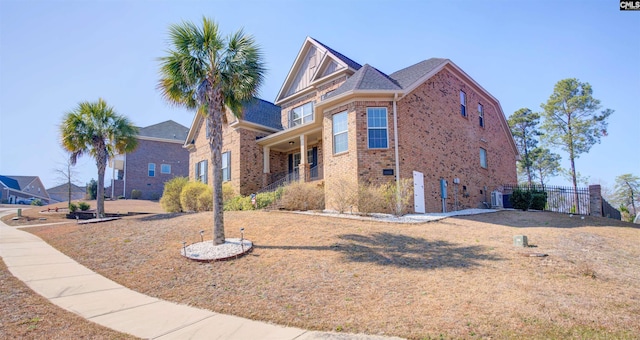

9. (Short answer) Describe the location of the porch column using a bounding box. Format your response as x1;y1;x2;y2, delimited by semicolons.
299;135;310;182
262;146;271;187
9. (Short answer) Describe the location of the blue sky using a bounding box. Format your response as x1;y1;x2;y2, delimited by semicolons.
1;0;638;191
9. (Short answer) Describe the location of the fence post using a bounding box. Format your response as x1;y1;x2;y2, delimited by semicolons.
589;185;603;217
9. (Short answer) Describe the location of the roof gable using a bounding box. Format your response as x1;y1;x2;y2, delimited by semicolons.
275;37;361;104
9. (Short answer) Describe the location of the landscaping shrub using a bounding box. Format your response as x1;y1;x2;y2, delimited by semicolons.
530;190;548;210
381;178;414;216
255;189;281;209
131;189;142;200
330;175;357;213
279;182;324;211
357;183;387;215
510;188;533;211
222;182;235;203
69;202;78;213
78;202;90;211
224;195;254;211
180;181;208;212
198;186;213;212
160;177;189;212
30;198;43;206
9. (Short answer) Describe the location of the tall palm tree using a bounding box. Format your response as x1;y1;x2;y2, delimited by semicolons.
158;17;265;245
60;98;138;218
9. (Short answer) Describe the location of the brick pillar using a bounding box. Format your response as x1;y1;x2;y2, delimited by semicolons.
589;184;603;217
299;163;310;182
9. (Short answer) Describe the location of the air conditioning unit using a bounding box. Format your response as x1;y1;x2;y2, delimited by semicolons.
491;191;503;208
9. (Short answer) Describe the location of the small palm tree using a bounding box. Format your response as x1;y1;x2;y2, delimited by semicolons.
60;98;138;217
158;17;265;245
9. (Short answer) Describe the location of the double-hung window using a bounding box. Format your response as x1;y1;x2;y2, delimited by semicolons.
148;163;155;177
196;160;207;184
367;107;388;149
333;111;348;154
222;151;231;182
460;91;467;117
478;104;484;127
480;148;488;169
289;102;314;128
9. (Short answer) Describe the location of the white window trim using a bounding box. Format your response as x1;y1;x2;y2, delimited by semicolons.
196;160;207;184
148;163;156;177
367;107;389;149
333;111;348;154
222;151;231;182
289;102;314;128
480;148;488;169
478;103;484;127
161;164;171;174
460;91;467;117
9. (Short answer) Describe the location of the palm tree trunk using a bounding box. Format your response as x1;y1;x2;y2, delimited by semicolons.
96;148;107;218
208;89;225;245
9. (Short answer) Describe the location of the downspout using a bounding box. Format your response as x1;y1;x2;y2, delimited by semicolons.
123;153;127;199
393;93;401;214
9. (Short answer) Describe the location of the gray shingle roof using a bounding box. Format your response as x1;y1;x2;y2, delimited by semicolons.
241;99;282;130
389;58;448;89
324;58;449;99
327;64;401;99
138;120;189;141
312;38;362;71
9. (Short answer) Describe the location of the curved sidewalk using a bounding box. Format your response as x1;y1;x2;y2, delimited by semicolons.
0;210;403;340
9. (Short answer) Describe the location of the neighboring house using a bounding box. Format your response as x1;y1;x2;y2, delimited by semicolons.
185;37;518;213
46;183;86;203
0;175;51;204
110;120;189;200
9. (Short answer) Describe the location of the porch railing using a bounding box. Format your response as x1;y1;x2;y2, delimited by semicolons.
257;164;323;194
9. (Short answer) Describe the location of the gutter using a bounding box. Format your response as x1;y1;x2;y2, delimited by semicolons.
393;93;401;214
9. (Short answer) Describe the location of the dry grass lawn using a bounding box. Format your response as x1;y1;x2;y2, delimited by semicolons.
9;205;640;339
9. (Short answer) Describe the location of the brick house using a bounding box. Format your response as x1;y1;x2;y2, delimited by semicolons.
185;37;518;213
0;175;51;204
110;120;189;200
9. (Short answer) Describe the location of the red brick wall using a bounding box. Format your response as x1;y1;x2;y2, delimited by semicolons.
395;68;517;212
113;138;189;200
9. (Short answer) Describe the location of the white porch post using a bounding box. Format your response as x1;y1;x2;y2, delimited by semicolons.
299;135;307;165
263;146;270;173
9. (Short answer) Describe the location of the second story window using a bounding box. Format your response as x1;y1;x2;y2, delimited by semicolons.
148;163;155;177
478;103;484;127
289;102;314;128
460;91;467;117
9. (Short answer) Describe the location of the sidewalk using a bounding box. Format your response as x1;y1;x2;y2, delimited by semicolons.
0;209;403;340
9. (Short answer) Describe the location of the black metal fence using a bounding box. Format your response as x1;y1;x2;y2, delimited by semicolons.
503;184;591;215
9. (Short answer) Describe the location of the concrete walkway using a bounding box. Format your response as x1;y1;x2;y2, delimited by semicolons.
0;208;403;340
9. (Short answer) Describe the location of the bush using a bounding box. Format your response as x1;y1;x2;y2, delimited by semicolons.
381;178;414;216
78;201;90;211
530;190;547;210
279;182;324;211
222;182;235;203
510;188;532;211
198;186;213;212
330;175;357;213
30;198;43;206
224;195;254;211
180;181;208;212
131;189;142;199
69;202;78;213
255;189;281;209
357;183;386;215
160;177;189;212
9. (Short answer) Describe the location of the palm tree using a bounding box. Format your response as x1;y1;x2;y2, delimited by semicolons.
158;17;265;245
60;98;138;218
